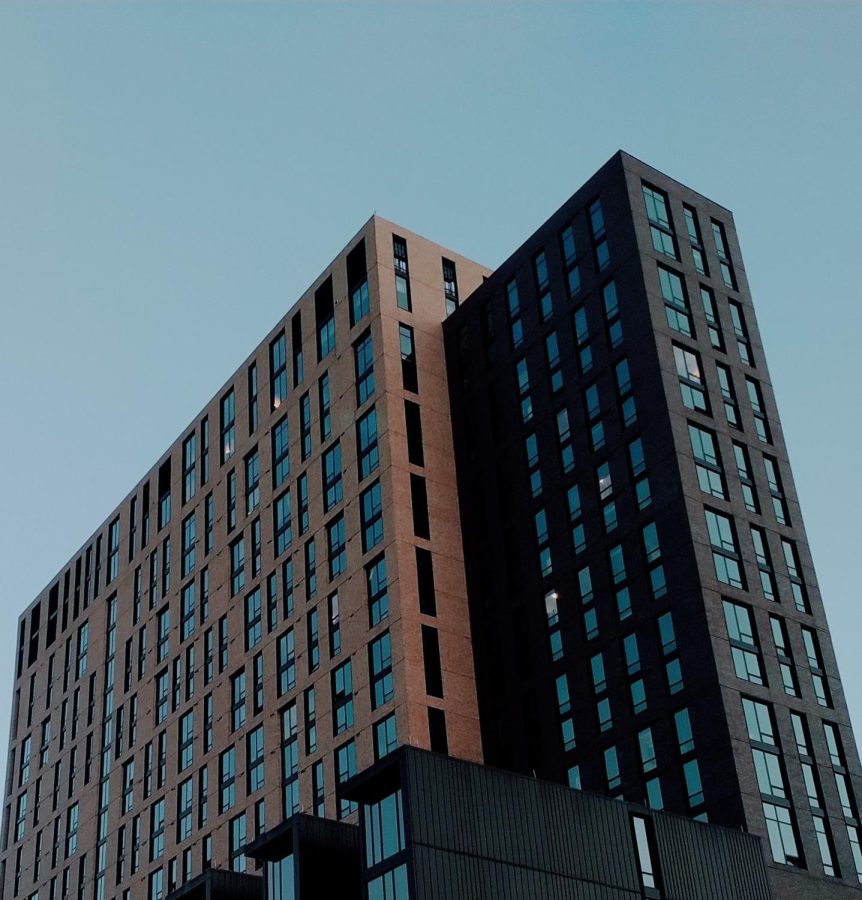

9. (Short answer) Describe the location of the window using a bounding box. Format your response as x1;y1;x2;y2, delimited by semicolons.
714;362;740;428
428;248;456;313
178;711;194;772
515;356;534;426
220;389;236;464
276;628;296;697
632;815;661;894
245;588;262;651
157;607;170;662
245;450;260;515
305;537;317;600
743;377;771;444
700;285;724;350
327;515;347;580
357;406;379;480
689;424;726;499
711;218;737;289
683;205;708;274
370;631;394;709
658;265;692;335
323;443;343;512
315;276;335;361
764;802;802;866
728;300;753;365
149;798;165;860
674;345;708;412
374;714;398;761
231;670;246;731
246;725;265;794
367;555;389;625
248;362;259;433
533;250;552;321
334;740;359;820
364;788;406;867
399;323;418;393
506;278;523;349
219;747;236;813
230;537;245;596
782;538;810;613
734;442;760;513
318;371;332;441
410;474;430;539
227;469;237;531
229;812;247;873
270;332;287;410
355;331;375;405
589;198;610;269
560;222;581;298
300;391;312;461
177;777;193;843
361;481;384;552
272;416;289;489
332;660;354;734
705;509;745;589
763;456;789;525
801;627;831;707
281;702;299;817
274;490;292;557
723;600;764;684
393;235;411;311
751;526;778;601
643;183;678;259
771;616;800;697
108;516;120;582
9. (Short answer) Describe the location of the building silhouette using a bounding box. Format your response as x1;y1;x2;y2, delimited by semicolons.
2;152;859;900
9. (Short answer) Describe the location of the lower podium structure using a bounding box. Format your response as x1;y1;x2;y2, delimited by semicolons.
233;747;773;900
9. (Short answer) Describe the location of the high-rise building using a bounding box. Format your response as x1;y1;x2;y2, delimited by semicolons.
443;151;862;899
2;152;859;900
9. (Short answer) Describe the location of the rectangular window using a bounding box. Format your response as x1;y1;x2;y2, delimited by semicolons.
400;323;418;393
245;450;260;515
683;205;708;275
328;592;341;657
643;183;678;259
331;660;354;735
700;285;724;350
751;526;778;601
361;481;384;553
348;237;369;324
274;490;292;558
734;442;760;513
705;509;745;589
276;628;296;696
507;278;523;350
422;625;444;698
323;443;343;512
404;400;424;467
248;362;259;433
318;371;332;441
772;616;800;697
674;345;708;412
230;670;246;731
658;265;692;335
315;276;336;361
305;537;317;600
307;608;319;672
300;392;312;461
367;555;389;625
746;377;772;443
689;423;726;499
723;600;764;684
270;332;288;411
411;474;430;539
230;537;245;596
354;331;375;406
716;363;741;428
763;455;789;525
370;631;394;709
357;406;379;480
711;218;737;289
246;725;265;794
108;517;120;582
782;538;810;612
245;588;262;651
272;416;290;488
227;469;237;532
442;257;459;315
327;515;347;580
220;389;236;464
281;702;299;817
393;235;411;311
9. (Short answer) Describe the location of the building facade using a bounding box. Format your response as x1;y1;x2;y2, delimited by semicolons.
443;151;862;898
0;216;487;900
2;151;860;900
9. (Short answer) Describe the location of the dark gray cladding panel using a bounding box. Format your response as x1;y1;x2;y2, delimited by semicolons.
653;813;771;900
398;748;771;900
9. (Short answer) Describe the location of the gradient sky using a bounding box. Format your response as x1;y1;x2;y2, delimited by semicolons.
1;3;861;796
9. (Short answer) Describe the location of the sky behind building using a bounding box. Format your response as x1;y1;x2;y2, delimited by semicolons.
1;2;861;794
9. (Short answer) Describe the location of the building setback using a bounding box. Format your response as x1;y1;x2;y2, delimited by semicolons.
1;151;860;900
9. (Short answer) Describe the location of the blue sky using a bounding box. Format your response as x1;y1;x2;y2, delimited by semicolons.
1;3;861;792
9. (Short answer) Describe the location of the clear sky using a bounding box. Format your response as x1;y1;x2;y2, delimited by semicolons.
1;3;861;796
